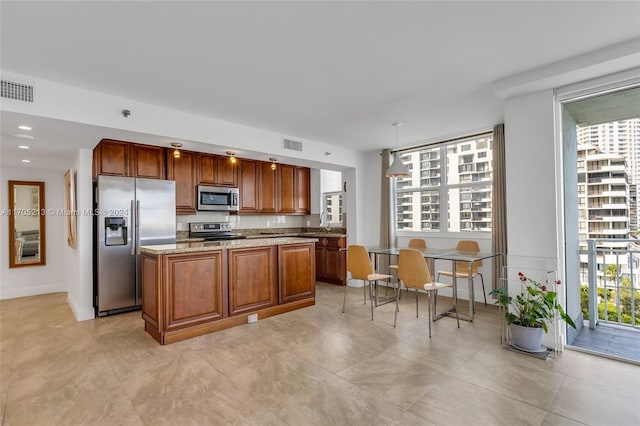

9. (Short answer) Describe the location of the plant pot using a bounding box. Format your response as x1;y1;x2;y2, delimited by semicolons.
509;323;544;351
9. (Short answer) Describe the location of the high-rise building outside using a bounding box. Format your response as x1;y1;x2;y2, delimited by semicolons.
577;143;634;283
394;136;492;232
577;118;640;234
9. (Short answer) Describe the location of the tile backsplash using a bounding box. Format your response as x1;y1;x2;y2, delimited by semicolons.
176;212;344;231
176;212;306;231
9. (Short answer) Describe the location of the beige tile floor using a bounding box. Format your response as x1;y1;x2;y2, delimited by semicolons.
1;282;639;426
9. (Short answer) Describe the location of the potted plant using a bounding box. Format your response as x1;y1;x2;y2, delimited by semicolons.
490;272;577;351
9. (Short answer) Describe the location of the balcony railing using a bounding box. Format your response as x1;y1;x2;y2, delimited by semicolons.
584;238;640;330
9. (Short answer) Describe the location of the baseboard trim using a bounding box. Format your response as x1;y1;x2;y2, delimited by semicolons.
0;284;66;300
67;294;95;321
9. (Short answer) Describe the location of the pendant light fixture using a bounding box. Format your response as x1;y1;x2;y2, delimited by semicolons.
269;157;278;171
385;123;410;178
226;150;237;164
171;142;182;159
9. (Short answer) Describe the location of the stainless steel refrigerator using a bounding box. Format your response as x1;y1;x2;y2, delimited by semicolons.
94;175;176;316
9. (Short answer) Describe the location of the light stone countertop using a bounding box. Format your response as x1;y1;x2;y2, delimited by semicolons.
139;236;319;255
245;232;347;239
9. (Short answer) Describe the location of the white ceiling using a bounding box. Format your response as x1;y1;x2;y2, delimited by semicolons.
1;1;640;169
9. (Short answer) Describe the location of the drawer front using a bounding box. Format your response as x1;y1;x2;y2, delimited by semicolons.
318;236;346;249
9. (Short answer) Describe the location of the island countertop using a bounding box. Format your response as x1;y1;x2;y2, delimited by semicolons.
139;236;319;255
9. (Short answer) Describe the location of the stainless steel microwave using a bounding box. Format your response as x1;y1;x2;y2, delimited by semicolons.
197;185;239;212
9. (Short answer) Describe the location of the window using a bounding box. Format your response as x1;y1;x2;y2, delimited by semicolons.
394;134;493;232
323;192;343;225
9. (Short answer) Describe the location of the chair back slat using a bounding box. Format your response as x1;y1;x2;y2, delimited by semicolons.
456;240;481;271
408;239;427;249
398;249;432;289
347;245;373;280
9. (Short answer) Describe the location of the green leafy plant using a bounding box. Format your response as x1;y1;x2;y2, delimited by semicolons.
490;272;576;332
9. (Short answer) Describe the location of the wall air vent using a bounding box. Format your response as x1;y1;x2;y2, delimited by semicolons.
282;138;303;152
1;80;34;102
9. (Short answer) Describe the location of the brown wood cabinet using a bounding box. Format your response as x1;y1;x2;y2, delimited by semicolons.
198;154;238;187
279;164;296;213
217;156;239;186
131;144;166;179
275;165;310;215
315;236;347;285
93;139;129;178
141;254;162;335
258;161;278;213
238;159;259;213
197;154;217;185
93;139;166;180
162;251;224;331
295;167;311;214
228;246;277;315
167;150;198;215
93;139;311;216
141;241;316;345
279;243;315;304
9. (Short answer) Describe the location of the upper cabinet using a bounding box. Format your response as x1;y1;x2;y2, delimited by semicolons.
198;154;238;187
238;159;259;213
131;144;166;179
93;139;166;180
278;164;310;215
279;164;296;213
167;150;198;215
93;139;311;216
93;139;130;178
258;161;278;213
295;166;311;214
217;156;238;187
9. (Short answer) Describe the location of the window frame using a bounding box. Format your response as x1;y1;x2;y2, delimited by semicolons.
393;132;494;236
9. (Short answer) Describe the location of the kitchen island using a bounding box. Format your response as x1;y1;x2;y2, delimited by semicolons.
139;237;317;345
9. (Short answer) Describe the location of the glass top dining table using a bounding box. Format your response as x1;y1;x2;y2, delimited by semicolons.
367;246;502;321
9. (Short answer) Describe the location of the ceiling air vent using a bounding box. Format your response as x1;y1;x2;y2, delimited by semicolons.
282;138;303;152
1;80;34;103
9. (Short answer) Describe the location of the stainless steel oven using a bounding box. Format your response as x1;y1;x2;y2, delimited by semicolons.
197;185;239;212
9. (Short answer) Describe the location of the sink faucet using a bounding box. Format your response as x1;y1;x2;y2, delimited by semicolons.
320;211;330;231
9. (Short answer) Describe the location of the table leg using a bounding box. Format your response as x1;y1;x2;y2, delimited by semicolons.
371;251;396;308
434;258;474;322
468;261;474;319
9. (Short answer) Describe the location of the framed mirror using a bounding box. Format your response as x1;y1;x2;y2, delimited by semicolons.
8;180;46;268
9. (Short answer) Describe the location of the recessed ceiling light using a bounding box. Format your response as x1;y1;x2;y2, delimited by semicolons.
18;125;32;131
21;159;31;163
12;133;35;140
18;145;30;150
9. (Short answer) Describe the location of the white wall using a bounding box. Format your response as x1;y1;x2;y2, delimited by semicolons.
0;167;66;299
503;88;571;348
504;89;559;268
320;169;342;193
353;150;382;247
64;149;95;321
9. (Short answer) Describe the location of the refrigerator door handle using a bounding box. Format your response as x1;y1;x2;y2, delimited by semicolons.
135;200;141;254
130;199;136;256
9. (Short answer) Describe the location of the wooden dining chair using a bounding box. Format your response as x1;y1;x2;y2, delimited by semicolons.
389;239;427;295
389;239;426;271
436;240;487;306
343;245;392;320
395;248;459;337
